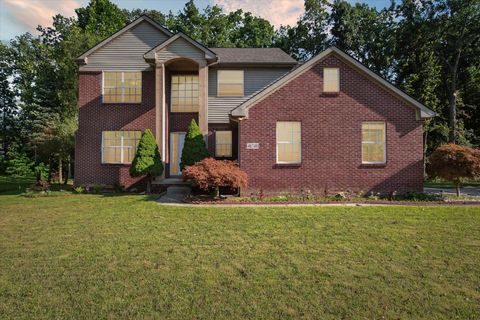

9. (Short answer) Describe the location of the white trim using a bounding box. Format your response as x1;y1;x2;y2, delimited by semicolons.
102;71;142;104
361;122;387;164
144;33;217;61
276;121;302;164
217;70;244;97
161;65;166;158
231;47;436;119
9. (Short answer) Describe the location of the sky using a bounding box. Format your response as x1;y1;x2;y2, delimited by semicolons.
0;0;393;42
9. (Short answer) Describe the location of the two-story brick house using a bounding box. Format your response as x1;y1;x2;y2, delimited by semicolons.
75;15;435;194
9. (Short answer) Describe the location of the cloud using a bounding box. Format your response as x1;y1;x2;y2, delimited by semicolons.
3;0;81;32
214;0;304;28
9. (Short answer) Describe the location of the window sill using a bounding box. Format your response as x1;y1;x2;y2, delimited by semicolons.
101;163;131;166
360;163;387;168
102;102;142;105
273;163;302;168
321;92;340;97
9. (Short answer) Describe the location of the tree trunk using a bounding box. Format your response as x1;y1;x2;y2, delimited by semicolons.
64;155;70;185
214;186;220;198
455;180;461;197
146;174;152;194
58;155;63;184
448;49;462;143
48;156;53;183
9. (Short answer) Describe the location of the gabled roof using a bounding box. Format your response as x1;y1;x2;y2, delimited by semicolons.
144;32;217;61
231;47;436;119
209;48;297;65
76;15;173;64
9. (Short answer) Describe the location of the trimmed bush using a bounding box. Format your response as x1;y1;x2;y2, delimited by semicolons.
183;158;247;197
180;119;209;171
130;129;163;193
427;144;480;196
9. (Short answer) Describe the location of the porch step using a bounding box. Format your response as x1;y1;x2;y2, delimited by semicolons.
166;185;191;196
152;177;190;185
157;185;191;204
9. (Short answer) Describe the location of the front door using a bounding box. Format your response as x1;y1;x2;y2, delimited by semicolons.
170;132;185;176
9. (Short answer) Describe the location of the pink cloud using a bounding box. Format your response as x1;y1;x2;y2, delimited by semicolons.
4;0;81;32
214;0;305;28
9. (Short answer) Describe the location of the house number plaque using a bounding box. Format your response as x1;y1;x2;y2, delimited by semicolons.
246;143;259;149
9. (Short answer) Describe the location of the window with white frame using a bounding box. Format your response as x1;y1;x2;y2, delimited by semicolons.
362;122;386;164
217;70;244;96
276;121;301;164
215;131;232;157
102;131;142;164
103;72;142;103
323;68;339;92
171;75;199;112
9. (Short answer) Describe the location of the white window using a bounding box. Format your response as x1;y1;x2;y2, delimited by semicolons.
103;72;142;103
362;122;386;164
323;68;339;92
276;121;301;164
217;70;244;96
171;75;199;112
102;131;142;164
215;131;232;157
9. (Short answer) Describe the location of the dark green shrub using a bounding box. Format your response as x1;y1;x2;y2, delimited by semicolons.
5;151;33;177
394;192;441;201
180;119;209;171
34;162;49;181
129;129;163;193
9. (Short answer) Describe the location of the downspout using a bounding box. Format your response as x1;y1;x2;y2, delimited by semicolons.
161;63;166;158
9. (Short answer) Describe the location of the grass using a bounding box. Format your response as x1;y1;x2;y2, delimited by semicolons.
0;190;479;319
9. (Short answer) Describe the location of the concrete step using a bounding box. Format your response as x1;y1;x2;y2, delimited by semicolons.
167;185;191;196
152;177;190;185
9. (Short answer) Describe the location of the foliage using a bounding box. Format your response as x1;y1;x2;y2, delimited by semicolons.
183;158;247;197
91;183;105;194
31;180;50;192
129;129;163;193
393;192;442;202
34;162;49;181
73;186;85;194
180;119;209;171
5;151;34;177
427;143;480;195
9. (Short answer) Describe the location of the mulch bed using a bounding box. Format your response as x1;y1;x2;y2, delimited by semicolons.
185;196;480;206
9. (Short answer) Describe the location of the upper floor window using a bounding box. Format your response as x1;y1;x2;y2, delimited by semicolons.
103;72;142;103
171;75;199;112
215;131;232;157
323;68;339;93
276;121;301;164
217;70;244;97
102;131;142;164
362;122;386;164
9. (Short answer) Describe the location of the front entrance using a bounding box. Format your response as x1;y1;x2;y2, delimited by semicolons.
170;132;185;176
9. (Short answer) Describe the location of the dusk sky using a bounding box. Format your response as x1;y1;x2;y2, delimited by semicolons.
0;0;393;41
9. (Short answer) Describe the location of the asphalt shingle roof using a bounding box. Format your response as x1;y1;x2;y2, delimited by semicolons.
209;48;297;65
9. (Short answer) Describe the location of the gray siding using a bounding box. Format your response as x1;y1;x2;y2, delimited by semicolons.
208;68;291;123
156;37;206;64
80;21;168;71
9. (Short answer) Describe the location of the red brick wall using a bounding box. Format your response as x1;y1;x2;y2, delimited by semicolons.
239;54;424;195
74;71;156;188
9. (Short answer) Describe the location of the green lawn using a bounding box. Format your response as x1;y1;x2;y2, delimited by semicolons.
0;193;479;319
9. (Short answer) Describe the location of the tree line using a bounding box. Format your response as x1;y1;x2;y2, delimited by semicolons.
0;0;479;181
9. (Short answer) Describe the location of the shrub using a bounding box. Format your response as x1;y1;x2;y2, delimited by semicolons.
31;180;49;192
129;129;163;193
92;183;104;194
73;186;85;194
34;162;49;181
427;144;480;196
183;158;247;197
394;192;441;201
5;151;33;177
180;119;209;171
